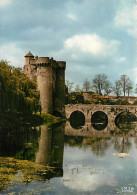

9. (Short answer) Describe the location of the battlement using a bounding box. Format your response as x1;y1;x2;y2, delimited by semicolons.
24;53;66;70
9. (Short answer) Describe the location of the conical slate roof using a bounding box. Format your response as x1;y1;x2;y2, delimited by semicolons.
24;51;34;57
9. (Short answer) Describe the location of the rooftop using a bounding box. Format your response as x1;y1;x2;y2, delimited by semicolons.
24;51;34;57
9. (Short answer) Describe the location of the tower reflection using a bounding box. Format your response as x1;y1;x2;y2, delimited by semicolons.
35;123;65;177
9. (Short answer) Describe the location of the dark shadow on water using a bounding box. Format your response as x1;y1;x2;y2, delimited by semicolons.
0;123;66;193
0;123;65;179
70;111;85;129
0;127;41;161
91;111;108;131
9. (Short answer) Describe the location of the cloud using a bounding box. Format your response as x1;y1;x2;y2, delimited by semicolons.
118;57;126;62
114;8;133;27
0;43;24;67
63;174;116;192
67;13;77;21
62;165;117;192
0;0;13;7
65;34;120;57
0;0;136;91
133;67;137;84
114;3;137;37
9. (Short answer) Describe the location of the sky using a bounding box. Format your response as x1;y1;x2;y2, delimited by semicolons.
0;0;137;90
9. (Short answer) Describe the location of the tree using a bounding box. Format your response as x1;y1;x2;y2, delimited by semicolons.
65;80;74;93
120;75;130;96
126;79;133;96
135;84;137;94
75;84;81;92
0;60;40;118
65;92;84;104
92;74;108;95
113;80;122;96
104;81;112;95
83;79;90;92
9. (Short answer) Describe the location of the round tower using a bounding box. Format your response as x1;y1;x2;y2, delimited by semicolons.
23;52;66;116
36;58;53;114
24;51;34;78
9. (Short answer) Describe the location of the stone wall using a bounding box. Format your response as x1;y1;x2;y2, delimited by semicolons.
120;96;137;104
83;92;93;101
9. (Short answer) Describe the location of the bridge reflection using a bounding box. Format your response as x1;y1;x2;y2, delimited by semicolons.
65;121;137;137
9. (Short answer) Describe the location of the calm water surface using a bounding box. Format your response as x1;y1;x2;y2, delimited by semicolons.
0;123;137;195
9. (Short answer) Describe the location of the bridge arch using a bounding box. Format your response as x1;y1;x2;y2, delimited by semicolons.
70;110;85;129
65;104;137;131
115;111;137;129
91;111;108;131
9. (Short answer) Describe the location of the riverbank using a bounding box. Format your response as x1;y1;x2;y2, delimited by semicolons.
0;112;65;128
0;157;55;191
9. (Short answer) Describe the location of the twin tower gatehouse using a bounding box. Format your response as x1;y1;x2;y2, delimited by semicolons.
23;51;66;117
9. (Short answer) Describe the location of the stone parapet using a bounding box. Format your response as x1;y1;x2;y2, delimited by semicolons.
36;57;50;64
58;61;66;69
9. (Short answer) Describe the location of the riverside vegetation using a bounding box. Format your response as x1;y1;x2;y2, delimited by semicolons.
0;157;54;191
0;60;62;127
0;60;63;192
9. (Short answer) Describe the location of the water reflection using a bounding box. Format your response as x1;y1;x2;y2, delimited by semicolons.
0;127;40;160
0;124;64;176
65;136;111;156
63;136;137;194
1;124;137;194
35;125;52;165
112;137;132;153
64;136;133;156
0;124;65;194
36;123;64;173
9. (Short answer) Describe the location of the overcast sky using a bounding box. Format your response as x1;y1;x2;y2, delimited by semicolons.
0;0;137;89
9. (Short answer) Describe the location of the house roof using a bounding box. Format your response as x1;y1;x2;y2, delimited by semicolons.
102;96;118;99
24;51;34;57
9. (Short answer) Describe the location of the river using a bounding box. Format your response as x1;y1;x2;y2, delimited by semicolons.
0;122;137;194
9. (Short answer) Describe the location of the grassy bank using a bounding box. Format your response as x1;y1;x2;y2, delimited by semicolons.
0;157;55;191
0;112;65;128
36;112;66;125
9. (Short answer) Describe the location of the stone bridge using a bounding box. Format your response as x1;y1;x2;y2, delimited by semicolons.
65;104;137;134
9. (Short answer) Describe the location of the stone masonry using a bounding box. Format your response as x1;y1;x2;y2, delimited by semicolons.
65;104;137;132
24;51;66;116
